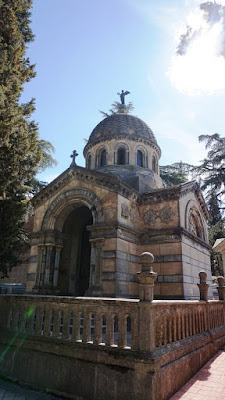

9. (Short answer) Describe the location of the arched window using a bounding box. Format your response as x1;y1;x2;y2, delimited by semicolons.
87;154;91;169
117;148;126;165
152;156;156;173
100;150;107;167
137;150;144;167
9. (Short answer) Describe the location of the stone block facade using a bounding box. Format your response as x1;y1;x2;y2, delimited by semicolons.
26;166;212;300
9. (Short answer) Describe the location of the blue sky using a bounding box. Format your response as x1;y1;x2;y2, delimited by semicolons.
21;0;225;183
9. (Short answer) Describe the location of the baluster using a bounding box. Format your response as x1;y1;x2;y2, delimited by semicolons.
105;314;113;347
155;316;159;347
93;313;101;345
118;314;126;348
72;311;81;341
185;312;189;338
52;309;60;339
33;308;40;336
173;314;177;342
195;311;199;334
25;306;35;335
189;312;192;337
159;315;163;346
62;310;70;340
163;315;167;345
168;315;172;343
82;311;90;343
131;314;139;350
177;313;181;340
181;313;185;339
43;309;51;337
68;312;73;340
192;310;196;335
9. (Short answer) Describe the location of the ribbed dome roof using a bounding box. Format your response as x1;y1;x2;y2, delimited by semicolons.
88;113;157;144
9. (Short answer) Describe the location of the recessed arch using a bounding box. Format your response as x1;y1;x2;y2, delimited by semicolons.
114;142;130;165
86;153;92;169
41;188;104;231
135;145;148;168
152;154;158;173
185;200;206;241
96;145;108;167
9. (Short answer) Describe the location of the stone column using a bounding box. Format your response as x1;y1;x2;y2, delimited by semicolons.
53;246;62;289
33;245;43;291
33;245;46;292
217;276;225;300
44;245;54;287
197;271;209;301
137;252;157;353
87;238;105;296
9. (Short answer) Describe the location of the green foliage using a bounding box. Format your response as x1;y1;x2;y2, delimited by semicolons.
195;134;225;202
99;101;134;118
0;0;56;276
160;161;194;187
195;133;225;275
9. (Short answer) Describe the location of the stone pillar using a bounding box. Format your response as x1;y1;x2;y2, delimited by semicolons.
44;245;54;287
137;252;157;353
136;252;157;301
217;276;225;300
33;245;46;293
87;238;104;296
197;271;209;301
53;246;62;289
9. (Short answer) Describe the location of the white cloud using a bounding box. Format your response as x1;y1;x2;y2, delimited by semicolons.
167;2;225;95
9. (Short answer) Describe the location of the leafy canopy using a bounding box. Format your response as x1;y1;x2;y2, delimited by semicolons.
0;0;56;277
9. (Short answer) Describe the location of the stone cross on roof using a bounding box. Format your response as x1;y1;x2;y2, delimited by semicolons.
70;150;78;166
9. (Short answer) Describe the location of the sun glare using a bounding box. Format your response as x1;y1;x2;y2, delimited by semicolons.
168;9;225;95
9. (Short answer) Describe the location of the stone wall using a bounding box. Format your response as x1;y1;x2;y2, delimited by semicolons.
1;295;225;400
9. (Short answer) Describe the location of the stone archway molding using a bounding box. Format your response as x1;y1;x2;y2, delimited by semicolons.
185;199;206;241
41;188;104;231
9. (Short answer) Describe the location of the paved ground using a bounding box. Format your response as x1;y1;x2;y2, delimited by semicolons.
170;347;225;400
0;378;67;400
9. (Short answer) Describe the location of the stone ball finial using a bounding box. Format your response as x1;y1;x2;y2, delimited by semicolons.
141;252;154;272
217;276;225;287
199;271;207;284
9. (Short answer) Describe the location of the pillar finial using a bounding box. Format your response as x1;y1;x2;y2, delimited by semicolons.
137;252;157;302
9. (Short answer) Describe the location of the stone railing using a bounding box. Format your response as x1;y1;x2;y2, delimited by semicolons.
1;295;225;354
153;301;225;348
0;295;140;350
1;253;225;354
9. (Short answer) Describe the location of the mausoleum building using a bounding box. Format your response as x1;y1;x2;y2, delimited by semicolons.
27;104;212;300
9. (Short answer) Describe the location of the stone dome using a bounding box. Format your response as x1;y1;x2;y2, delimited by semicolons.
84;113;160;156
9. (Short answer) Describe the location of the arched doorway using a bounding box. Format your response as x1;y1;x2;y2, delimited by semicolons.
58;205;93;296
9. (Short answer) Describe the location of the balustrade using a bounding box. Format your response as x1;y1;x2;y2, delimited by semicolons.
1;295;225;354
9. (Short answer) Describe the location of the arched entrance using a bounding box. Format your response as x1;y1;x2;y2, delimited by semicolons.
58;205;93;296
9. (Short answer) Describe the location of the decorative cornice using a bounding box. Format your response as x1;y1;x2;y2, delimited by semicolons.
32;165;140;207
140;181;209;220
141;226;211;249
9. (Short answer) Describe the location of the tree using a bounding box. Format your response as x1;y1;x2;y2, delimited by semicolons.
195;134;225;204
194;133;225;275
160;161;194;187
0;0;55;277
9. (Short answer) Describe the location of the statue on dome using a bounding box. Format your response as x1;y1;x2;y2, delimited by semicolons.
117;90;130;105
